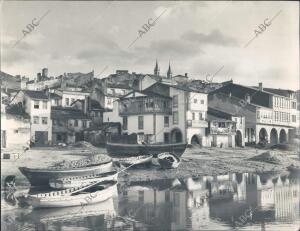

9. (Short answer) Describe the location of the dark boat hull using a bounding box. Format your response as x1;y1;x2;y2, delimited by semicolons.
106;142;187;157
19;162;113;186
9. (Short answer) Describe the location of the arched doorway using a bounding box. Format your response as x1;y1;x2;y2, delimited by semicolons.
279;129;287;143
259;128;268;144
171;128;182;143
235;130;243;147
191;135;200;144
270;128;278;145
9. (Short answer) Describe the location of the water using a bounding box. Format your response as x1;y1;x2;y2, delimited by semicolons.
1;172;299;231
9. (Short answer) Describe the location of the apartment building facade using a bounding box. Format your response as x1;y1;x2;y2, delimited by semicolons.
209;82;297;145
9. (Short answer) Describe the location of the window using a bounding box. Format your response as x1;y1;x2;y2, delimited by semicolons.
71;98;75;104
123;116;128;130
34;100;39;109
54;99;59;105
107;98;112;105
199;113;203;120
194;98;197;103
292;115;296;122
201;100;204;104
66;98;70;106
42;117;48;125
164;116;169;127
173;111;179;124
82;120;87;128
74;120;78;127
33;116;39;124
163;101;167;108
138;116;144;130
257;111;260;119
173;95;178;108
164;133;170;143
292;102;296;109
14;129;18;134
42;101;47;109
192;113;195;120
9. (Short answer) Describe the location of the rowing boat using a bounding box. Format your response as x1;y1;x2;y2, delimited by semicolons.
49;170;118;189
106;142;187;157
157;152;181;169
114;155;153;167
19;161;113;186
27;181;117;208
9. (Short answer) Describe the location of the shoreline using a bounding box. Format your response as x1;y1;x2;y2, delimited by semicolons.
1;145;299;188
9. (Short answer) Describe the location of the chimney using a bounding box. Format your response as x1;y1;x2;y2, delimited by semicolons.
185;73;188;78
258;82;263;91
37;73;42;82
245;93;251;103
42;68;48;78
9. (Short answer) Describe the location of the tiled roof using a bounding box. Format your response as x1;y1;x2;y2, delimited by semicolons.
49;93;62;99
51;106;90;120
262;88;294;97
208;107;235;119
91;99;104;110
24;90;49;99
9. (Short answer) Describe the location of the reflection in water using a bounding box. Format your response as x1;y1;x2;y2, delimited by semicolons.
2;172;300;231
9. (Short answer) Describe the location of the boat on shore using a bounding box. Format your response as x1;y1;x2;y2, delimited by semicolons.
49;170;118;189
157;152;181;169
114;155;153;167
26;181;117;208
19;161;113;186
106;142;186;157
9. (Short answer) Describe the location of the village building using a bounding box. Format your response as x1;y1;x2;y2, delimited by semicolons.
104;62;210;145
11;90;52;145
59;88;91;107
208;82;298;145
1;89;31;156
71;97;104;126
51;106;92;144
207;107;245;148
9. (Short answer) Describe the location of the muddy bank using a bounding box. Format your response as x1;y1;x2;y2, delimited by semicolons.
1;145;299;186
120;147;298;183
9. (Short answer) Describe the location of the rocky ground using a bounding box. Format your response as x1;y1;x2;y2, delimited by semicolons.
1;143;299;187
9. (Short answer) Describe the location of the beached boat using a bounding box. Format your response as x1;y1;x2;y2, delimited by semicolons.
23;197;116;223
49;170;118;189
106;142;186;157
19;161;113;186
157;152;181;169
114;154;153;167
26;181;117;208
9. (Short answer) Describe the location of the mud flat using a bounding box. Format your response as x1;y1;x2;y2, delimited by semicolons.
119;147;300;183
1;145;299;186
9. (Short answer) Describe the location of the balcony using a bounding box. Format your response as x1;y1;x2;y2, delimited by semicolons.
119;98;172;115
187;120;208;128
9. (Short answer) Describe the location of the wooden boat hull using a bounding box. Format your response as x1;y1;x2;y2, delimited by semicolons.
19;162;113;187
157;153;181;169
106;142;186;157
115;155;153;167
49;171;118;189
27;182;117;208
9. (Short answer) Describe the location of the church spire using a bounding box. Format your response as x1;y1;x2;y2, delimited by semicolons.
167;61;172;79
154;59;159;76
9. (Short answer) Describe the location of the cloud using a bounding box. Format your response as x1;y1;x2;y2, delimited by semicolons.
182;29;239;46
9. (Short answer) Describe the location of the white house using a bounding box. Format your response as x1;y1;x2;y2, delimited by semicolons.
12;90;52;145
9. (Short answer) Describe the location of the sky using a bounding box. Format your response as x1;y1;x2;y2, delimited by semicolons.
0;1;299;90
